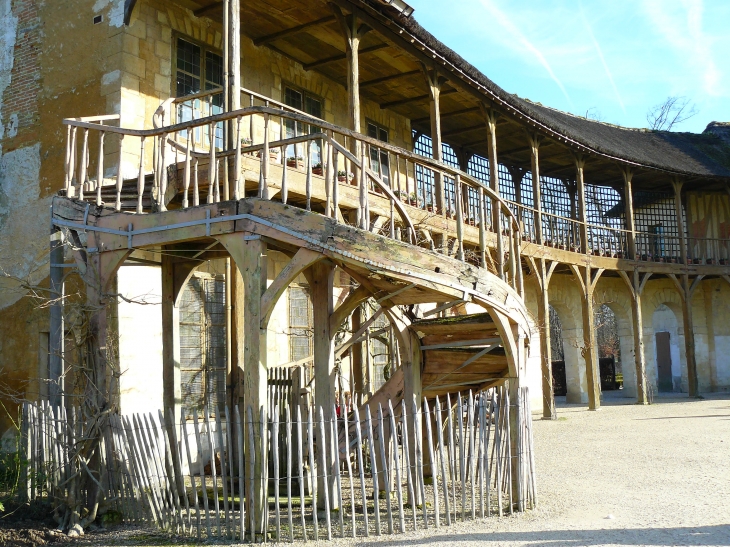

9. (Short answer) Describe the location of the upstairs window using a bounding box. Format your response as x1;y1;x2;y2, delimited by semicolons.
284;86;323;164
175;37;224;148
367;121;390;187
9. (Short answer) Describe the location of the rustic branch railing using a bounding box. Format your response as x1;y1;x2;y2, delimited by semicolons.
62;103;525;293
22;387;536;542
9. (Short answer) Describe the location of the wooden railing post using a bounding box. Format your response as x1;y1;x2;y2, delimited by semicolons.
575;154;588;254
623;167;637;259
455;174;464;261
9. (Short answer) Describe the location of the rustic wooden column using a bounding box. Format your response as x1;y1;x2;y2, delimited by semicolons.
571;264;602;410
351;307;364;397
229;0;241;112
575;155;589;254
622;168;637;259
630;270;649;404
672;179;699;397
529;134;543;245
424;67;446;214
681;274;699;397
673;179;688;265
304;261;338;509
482;105;504;278
535;259;556;419
49;226;65;407
217;232;268;535
161;251;181;424
333;6;368;134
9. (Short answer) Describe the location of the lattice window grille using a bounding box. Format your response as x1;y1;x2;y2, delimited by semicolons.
289;286;312;362
498;164;516;202
632;191;684;259
584;183;624;254
441;143;460;169
179;275;227;415
467;154;492;227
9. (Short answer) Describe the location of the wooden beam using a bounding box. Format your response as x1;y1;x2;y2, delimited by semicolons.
194;1;222;17
360;69;421;88
441;124;484;138
380;88;457;109
253;15;336;46
411;107;480;125
303;42;388;70
260;248;324;328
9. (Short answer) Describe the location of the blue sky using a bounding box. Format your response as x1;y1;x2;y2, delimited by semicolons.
407;0;729;133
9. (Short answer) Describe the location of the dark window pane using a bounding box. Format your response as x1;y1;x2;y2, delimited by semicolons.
285;87;303;110
205;51;223;87
177;38;201;77
379;128;388;143
367;123;378;139
177;72;200;98
305;96;322;118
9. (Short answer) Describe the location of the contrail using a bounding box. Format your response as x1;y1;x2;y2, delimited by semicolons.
580;2;626;114
477;0;574;108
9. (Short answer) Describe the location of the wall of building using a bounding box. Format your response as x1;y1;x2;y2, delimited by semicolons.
0;0;128;436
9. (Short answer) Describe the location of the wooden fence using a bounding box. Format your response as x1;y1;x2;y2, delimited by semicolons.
22;386;536;542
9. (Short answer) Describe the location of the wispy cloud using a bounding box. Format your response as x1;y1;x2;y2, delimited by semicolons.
642;0;720;96
580;3;626;114
476;0;574;108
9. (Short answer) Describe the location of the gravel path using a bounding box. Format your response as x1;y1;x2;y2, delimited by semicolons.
342;393;730;547
77;393;730;547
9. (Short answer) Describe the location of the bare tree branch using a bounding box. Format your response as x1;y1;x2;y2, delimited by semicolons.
647;96;698;131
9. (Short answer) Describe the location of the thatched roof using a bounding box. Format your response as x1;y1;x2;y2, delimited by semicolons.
365;0;730;179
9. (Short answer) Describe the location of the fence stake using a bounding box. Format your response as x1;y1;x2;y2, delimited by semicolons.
286;406;294;543
273;404;281;541
387;400;405;533
295;406;307;542
400;400;416;530
204;408;222;536
377;404;393;534
181;415;202;540
342;395;356;538
446;393;456;522
469;391;476;519
318;406;332;540
434;397;451;526
214;410;231;537
307;405;318;541
423;398;439;528
192;410;212;536
331;404;344;538
235;406;246;542
246;406;256;541
365;405;381;535
352;405;368;537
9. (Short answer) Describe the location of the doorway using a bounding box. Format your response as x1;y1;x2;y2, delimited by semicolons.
655;331;673;393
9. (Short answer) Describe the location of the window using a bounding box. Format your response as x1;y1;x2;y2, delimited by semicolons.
179;275;227;415
175;37;224;148
289;286;312;362
367;121;390;187
369;312;391;391
284;86;323;165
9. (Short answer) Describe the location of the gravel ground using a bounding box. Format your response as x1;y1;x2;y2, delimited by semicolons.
32;392;730;547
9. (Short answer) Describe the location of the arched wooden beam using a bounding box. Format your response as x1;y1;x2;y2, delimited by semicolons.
261;248;325;328
329;285;371;333
172;261;202;307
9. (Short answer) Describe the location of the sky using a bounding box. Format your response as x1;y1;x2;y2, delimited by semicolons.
407;0;729;133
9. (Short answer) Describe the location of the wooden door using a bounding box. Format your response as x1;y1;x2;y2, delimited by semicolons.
656;331;673;393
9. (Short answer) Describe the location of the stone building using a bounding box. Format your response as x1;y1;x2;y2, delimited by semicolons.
1;0;729;457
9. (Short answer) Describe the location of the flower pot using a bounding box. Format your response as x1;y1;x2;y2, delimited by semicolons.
312;167;324;176
286;158;304;169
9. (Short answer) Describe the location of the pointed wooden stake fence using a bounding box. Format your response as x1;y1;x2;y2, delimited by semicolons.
21;387;536;542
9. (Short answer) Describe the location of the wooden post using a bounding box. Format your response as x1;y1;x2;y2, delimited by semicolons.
482;105;504;278
217;233;268;534
623;168;636;259
673;179;688;265
575;155;589;254
536;259;556;419
578;265;601;410
305;261;338;509
672;179;699;396
631;270;649;404
681;274;699;397
161;251;181;430
424;66;446;215
529;134;543;244
402;330;422;489
49;226;64;408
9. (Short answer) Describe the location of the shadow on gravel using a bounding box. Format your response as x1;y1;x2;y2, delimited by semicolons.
364;525;730;546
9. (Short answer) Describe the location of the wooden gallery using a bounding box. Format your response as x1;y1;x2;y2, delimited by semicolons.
0;0;729;540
